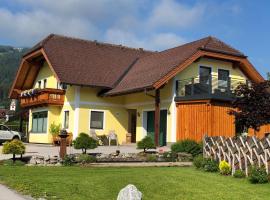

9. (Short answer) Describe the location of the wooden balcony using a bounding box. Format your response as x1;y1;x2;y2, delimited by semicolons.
20;88;65;108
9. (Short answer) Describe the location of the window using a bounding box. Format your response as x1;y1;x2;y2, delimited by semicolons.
218;69;230;89
90;111;104;130
38;81;42;88
64;111;69;129
43;79;47;88
0;125;8;131
32;111;48;133
199;66;211;84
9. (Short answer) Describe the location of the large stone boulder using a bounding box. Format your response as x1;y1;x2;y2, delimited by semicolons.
117;184;142;200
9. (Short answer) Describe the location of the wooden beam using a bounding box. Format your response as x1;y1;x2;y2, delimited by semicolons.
154;89;160;147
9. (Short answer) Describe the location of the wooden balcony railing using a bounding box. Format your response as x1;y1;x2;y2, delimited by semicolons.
20;88;65;108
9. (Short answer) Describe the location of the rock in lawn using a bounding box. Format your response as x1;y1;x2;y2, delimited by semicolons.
117;184;142;200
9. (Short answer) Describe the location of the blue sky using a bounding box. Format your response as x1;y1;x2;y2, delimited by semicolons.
0;0;269;77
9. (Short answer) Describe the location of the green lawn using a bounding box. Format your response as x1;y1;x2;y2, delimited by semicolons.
0;166;269;200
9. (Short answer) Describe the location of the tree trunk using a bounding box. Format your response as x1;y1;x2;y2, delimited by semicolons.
12;154;15;163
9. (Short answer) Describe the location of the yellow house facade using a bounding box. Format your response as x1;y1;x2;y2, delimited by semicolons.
9;34;265;145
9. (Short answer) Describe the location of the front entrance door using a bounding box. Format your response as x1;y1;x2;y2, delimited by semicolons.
146;110;167;146
128;109;137;143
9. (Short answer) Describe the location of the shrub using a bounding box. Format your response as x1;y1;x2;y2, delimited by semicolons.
193;155;204;169
2;159;25;166
162;151;177;162
146;154;157;162
77;154;97;164
219;160;231;175
62;155;76;166
233;170;246;178
249;166;269;184
49;122;61;136
73;133;98;154
171;140;202;157
2;140;25;162
203;158;219;172
137;136;156;153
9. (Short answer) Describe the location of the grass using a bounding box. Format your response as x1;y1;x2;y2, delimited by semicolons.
0;166;269;200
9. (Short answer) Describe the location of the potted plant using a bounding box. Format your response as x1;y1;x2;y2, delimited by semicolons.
49;122;61;145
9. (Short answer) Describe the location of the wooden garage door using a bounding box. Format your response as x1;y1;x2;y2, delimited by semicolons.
176;101;235;142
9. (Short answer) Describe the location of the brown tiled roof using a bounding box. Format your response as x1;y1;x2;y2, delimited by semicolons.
25;34;153;88
19;34;262;97
105;36;246;95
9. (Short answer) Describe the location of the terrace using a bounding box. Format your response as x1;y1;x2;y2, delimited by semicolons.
175;75;247;102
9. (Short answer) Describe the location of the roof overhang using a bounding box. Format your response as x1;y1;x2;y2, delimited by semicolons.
153;50;265;89
9;48;60;99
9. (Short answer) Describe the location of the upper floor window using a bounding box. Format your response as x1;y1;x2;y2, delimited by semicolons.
199;66;211;84
90;111;104;130
43;79;47;88
218;69;230;89
38;81;42;88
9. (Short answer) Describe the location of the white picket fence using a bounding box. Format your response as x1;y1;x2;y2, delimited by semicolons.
203;135;270;176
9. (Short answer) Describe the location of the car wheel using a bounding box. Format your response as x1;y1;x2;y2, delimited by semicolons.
12;136;20;141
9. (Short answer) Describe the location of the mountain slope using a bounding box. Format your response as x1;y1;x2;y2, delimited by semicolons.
0;45;28;108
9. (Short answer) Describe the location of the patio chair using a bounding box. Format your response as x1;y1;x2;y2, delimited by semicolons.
89;129;103;145
107;130;119;146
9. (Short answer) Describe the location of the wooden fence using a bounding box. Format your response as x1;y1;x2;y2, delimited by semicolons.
203;135;270;176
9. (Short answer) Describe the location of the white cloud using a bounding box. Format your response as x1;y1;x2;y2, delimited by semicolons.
0;0;206;49
148;0;205;29
105;29;186;51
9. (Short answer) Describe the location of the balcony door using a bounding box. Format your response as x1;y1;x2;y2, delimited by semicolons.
199;66;211;84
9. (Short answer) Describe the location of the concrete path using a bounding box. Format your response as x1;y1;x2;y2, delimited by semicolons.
0;143;171;160
0;184;32;200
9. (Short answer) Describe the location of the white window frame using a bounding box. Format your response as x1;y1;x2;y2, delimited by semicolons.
89;109;106;130
63;110;70;130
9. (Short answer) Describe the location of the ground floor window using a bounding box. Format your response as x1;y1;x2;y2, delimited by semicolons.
32;111;48;133
90;110;104;130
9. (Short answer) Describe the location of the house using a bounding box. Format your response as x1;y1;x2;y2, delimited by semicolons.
9;34;270;145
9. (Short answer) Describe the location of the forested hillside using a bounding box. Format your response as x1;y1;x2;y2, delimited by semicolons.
0;45;28;108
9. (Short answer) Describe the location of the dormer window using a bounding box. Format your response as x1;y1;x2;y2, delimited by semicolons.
43;79;47;88
38;81;41;88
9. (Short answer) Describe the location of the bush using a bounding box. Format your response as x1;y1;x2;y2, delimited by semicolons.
249;166;269;184
171;140;202;157
49;122;61;136
193;155;204;169
219;160;231;175
162;151;177;162
62;155;76;166
146;154;157;162
77;154;97;164
2;159;25;166
137;136;156;153
2;140;25;162
203;158;219;172
73;133;98;154
233;170;246;178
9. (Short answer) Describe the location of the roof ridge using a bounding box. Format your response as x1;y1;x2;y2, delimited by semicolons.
203;36;245;56
51;33;154;53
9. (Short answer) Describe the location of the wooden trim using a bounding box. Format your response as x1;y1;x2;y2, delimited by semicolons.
9;48;60;99
9;58;26;98
41;48;60;82
153;50;264;89
153;51;202;89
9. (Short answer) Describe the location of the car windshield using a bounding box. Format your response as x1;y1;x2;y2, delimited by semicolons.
0;125;9;131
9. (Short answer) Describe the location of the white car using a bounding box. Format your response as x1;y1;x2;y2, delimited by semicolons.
0;124;22;143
